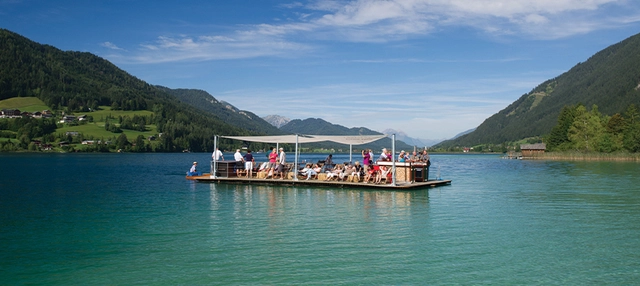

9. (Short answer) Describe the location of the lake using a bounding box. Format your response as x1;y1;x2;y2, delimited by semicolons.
1;153;639;284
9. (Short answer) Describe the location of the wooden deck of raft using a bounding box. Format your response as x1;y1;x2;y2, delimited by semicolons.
188;174;451;190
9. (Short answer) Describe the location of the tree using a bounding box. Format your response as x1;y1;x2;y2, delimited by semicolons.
115;133;129;150
602;113;625;152
623;105;640;152
546;105;577;151
133;135;146;152
568;105;605;152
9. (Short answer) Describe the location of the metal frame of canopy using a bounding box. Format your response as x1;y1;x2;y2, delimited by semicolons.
211;134;398;185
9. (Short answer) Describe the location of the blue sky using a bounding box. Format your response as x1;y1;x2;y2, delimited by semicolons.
2;0;640;140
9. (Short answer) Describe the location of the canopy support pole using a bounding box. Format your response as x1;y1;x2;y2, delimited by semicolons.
294;134;299;181
211;135;218;179
391;134;397;186
349;144;353;164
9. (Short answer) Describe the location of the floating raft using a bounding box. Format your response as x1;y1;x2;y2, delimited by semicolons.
188;175;451;190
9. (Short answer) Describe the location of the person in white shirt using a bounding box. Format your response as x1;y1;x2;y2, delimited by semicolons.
276;148;286;179
234;149;244;175
212;148;224;161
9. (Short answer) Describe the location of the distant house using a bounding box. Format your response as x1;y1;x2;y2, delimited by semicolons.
520;143;546;157
33;111;43;118
65;131;80;136
78;115;87;121
59;115;76;123
1;109;21;118
41;110;53;118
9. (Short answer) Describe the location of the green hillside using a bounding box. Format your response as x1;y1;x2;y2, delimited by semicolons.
437;32;640;148
0;97;48;112
0;28;276;152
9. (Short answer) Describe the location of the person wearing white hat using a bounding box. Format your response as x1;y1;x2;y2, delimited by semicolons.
187;161;200;176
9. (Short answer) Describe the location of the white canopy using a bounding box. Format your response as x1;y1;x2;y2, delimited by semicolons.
220;134;386;145
211;133;397;185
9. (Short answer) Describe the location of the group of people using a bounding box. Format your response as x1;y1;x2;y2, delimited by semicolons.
213;147;288;179
362;148;430;166
191;147;431;182
299;161;365;181
297;161;392;184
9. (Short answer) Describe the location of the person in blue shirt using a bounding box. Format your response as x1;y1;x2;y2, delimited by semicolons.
243;150;255;178
188;162;201;176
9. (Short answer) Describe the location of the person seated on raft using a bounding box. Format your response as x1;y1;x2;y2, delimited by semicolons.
364;165;378;183
325;164;343;181
353;161;363;181
300;163;317;180
341;163;356;181
312;164;322;175
187;161;201;176
375;165;389;184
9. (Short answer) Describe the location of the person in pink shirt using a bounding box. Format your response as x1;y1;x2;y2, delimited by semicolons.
266;147;278;178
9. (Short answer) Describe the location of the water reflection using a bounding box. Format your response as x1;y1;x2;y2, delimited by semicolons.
206;183;430;225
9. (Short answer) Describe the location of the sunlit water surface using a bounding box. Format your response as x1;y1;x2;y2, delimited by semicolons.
1;153;639;284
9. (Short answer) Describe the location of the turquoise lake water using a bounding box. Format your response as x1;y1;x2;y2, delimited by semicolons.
1;153;640;284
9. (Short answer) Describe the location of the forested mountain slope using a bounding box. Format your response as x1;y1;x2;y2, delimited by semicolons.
0;28;262;152
156;86;283;134
437;32;640;148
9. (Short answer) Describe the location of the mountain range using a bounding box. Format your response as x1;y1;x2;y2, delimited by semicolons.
3;26;639;152
277;118;414;151
262;115;290;128
264;115;447;147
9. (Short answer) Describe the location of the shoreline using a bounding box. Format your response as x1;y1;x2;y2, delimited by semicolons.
526;152;640;162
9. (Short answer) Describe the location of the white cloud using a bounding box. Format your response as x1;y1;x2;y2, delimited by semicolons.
100;41;124;51
123;30;313;64
307;0;634;40
106;0;639;63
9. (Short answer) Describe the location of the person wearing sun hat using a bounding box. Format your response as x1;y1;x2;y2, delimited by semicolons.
188;161;201;176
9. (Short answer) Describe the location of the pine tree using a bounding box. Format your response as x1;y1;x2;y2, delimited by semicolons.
623;104;640;152
547;105;577;151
